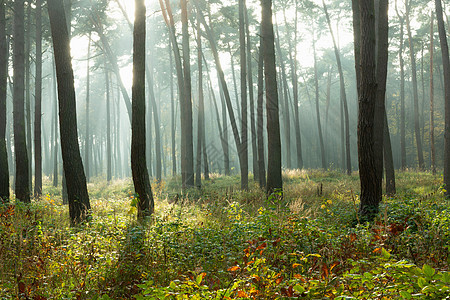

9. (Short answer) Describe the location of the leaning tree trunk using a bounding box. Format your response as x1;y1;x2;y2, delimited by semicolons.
13;0;30;203
405;0;425;170
34;0;43;198
323;0;351;174
0;0;8;202
48;0;91;224
131;0;154;218
262;0;282;194
435;0;450;196
196;8;246;188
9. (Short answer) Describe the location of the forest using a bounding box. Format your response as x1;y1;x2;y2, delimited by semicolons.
0;0;450;298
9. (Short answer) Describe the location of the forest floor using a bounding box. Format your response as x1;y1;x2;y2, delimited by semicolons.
0;170;449;299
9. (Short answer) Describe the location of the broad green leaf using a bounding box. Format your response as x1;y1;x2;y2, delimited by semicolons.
293;284;305;293
417;277;427;288
399;291;412;299
422;264;435;278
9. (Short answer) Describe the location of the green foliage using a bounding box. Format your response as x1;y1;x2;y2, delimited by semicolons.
1;171;449;299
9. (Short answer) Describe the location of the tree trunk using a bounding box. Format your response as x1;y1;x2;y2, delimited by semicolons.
312;35;326;170
430;12;436;175
396;3;406;170
405;0;425;170
169;42;176;176
85;33;91;182
105;65;112;182
239;0;248;190
245;3;258;181
92;18;132;123
229;43;241;122
52;58;58;187
34;0;43;198
274;20;291;170
13;0;30;203
435;0;450;196
195;10;204;188
48;0;91;224
355;0;380;221
25;3;32;193
180;0;195;188
115;85;122;178
384;111;396;196
284;5;302;170
323;0;351;174
196;9;245;187
373;0;389;187
131;0;154;219
262;0;282;194
257;34;266;188
0;0;8;202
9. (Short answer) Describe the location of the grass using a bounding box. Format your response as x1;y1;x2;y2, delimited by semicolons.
0;170;449;299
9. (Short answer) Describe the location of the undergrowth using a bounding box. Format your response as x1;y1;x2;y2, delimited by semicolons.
0;171;449;299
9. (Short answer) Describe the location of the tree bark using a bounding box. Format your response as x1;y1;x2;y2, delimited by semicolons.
257;34;266;188
131;0;154;218
52;58;58;187
245;3;258;180
48;0;91;224
384;111;396;196
85;33;91;182
0;0;8;202
34;0;43;198
262;0;282;194
25;3;32;193
239;0;248;190
373;0;389;189
180;0;195;188
195;10;204;188
169;42;176;176
13;0;30;203
355;0;380;221
435;0;450;196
